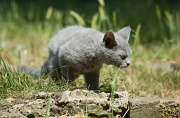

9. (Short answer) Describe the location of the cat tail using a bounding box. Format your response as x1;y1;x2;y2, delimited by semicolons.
17;65;45;78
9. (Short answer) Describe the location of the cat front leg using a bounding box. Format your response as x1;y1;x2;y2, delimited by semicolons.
61;66;75;82
84;70;100;90
41;52;61;81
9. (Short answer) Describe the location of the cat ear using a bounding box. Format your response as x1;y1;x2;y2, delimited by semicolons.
103;31;117;49
118;26;131;42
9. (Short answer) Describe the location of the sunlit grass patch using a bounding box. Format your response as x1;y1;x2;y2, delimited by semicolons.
0;49;71;99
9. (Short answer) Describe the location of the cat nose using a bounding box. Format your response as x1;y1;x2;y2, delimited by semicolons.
126;58;130;66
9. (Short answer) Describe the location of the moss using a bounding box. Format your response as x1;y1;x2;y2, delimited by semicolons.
158;100;180;117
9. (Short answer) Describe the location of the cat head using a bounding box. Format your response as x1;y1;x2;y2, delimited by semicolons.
97;26;132;68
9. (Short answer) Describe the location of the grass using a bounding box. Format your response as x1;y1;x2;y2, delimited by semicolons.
45;96;51;118
0;0;180;100
0;49;71;99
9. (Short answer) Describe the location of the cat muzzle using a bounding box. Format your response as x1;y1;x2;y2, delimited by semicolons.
119;63;130;68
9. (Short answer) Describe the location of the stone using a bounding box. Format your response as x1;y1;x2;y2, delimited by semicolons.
129;97;180;118
0;111;26;118
0;90;179;118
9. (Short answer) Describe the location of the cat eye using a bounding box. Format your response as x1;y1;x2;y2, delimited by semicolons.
120;55;127;60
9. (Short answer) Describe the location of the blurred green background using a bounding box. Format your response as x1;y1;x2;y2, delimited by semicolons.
1;0;180;43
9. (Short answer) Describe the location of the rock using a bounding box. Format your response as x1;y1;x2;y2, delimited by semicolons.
0;90;179;118
35;92;54;99
129;97;180;118
0;111;26;118
171;63;180;70
148;63;180;72
150;64;173;71
54;89;128;117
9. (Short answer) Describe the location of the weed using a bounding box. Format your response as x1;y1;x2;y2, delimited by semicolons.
45;96;51;118
156;6;180;44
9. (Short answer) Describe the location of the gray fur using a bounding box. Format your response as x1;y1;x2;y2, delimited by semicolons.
17;65;41;78
18;26;132;90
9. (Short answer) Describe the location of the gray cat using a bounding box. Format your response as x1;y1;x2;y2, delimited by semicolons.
18;26;132;90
